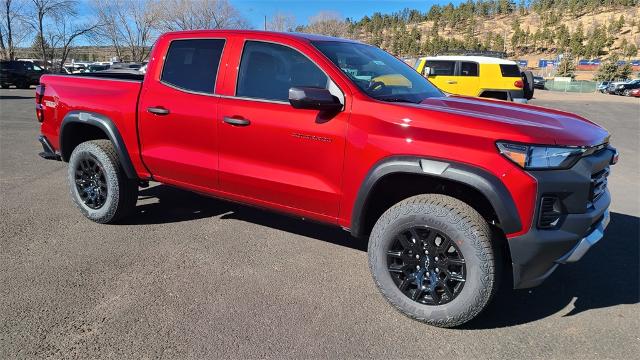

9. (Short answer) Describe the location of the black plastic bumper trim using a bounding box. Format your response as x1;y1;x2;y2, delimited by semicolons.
509;148;614;289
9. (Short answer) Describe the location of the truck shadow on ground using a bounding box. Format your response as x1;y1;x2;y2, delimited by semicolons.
0;94;35;100
125;184;638;328
123;184;366;251
464;210;639;329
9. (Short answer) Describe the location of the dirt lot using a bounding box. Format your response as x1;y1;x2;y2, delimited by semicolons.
1;88;638;359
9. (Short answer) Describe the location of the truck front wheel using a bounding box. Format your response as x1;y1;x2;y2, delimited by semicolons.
67;140;138;223
368;194;498;327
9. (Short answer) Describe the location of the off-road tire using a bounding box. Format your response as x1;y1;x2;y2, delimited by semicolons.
522;70;534;100
368;194;498;328
1;84;9;89
68;140;138;223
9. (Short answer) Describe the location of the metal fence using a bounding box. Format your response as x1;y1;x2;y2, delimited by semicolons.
543;80;598;93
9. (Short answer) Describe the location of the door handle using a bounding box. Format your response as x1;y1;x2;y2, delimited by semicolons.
223;116;251;126
147;106;170;115
446;80;457;84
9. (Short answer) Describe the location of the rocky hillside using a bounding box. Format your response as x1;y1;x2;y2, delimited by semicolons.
347;1;640;60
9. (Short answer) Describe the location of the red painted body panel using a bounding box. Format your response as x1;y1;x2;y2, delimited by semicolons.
37;30;611;238
38;75;151;179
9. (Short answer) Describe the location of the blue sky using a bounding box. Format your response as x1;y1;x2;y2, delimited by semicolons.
234;0;462;28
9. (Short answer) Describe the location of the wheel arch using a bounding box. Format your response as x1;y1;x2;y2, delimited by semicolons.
350;156;522;238
59;111;137;179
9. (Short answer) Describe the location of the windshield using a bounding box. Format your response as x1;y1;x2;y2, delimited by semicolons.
312;41;443;103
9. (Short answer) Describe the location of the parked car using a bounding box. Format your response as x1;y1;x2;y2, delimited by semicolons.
532;76;545;89
83;64;111;73
614;79;640;95
110;62;143;70
628;88;640;97
605;80;633;94
414;55;534;101
36;30;617;328
597;81;611;93
0;60;47;88
63;64;86;74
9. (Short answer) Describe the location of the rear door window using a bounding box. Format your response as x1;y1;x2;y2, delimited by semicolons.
236;41;328;102
161;39;226;94
460;62;479;76
499;64;521;77
0;61;17;70
424;61;455;76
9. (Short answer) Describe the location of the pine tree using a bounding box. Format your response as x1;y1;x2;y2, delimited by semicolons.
570;22;585;56
556;53;577;78
594;55;632;81
30;34;50;59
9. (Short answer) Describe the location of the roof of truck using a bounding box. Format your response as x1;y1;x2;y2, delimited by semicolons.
419;55;517;65
161;29;362;43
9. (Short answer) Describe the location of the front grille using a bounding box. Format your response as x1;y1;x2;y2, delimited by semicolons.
538;196;562;228
590;168;609;203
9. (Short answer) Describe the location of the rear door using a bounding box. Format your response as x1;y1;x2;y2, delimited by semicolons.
138;37;227;190
457;61;480;96
424;60;458;94
216;39;349;220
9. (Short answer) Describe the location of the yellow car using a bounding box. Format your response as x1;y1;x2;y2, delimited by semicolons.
414;56;533;102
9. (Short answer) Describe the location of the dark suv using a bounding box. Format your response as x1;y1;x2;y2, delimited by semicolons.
0;60;47;89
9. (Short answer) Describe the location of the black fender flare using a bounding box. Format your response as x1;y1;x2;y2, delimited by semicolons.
59;111;137;179
350;156;522;238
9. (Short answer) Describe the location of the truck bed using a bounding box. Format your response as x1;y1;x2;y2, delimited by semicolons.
73;71;145;82
38;74;144;172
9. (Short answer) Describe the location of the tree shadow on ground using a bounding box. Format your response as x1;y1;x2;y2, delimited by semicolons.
123;184;639;328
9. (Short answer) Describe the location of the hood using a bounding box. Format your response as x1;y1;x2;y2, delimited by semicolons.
416;96;609;147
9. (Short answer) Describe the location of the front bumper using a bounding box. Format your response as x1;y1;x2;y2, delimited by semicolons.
509;146;615;289
556;209;609;263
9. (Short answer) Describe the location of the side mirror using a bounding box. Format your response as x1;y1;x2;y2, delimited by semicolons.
288;87;342;112
422;66;434;77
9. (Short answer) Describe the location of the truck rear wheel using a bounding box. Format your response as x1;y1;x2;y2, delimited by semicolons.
368;194;497;327
67;140;138;223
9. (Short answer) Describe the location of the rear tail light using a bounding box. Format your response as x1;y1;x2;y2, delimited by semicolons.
538;196;562;229
35;84;45;123
514;79;524;88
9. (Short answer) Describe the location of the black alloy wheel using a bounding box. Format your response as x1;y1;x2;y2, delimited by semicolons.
387;226;466;305
74;155;108;209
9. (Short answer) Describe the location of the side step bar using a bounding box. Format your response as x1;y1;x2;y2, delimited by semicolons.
38;135;61;161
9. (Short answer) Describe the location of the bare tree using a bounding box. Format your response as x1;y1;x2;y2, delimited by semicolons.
28;0;73;66
0;0;30;60
302;11;350;38
266;12;295;32
93;0;160;62
48;10;99;70
155;0;249;31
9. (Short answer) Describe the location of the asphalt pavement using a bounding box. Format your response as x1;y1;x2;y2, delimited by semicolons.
1;88;638;359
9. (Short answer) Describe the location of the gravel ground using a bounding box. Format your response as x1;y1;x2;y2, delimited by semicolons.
1;88;638;359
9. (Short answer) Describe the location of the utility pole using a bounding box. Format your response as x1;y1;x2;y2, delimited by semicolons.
503;26;508;53
264;15;267;31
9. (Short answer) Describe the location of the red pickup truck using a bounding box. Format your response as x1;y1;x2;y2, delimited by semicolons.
36;30;617;327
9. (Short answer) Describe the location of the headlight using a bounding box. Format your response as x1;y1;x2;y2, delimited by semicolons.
496;142;585;170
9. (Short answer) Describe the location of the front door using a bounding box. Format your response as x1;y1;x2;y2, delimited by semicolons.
218;40;349;219
138;38;226;190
